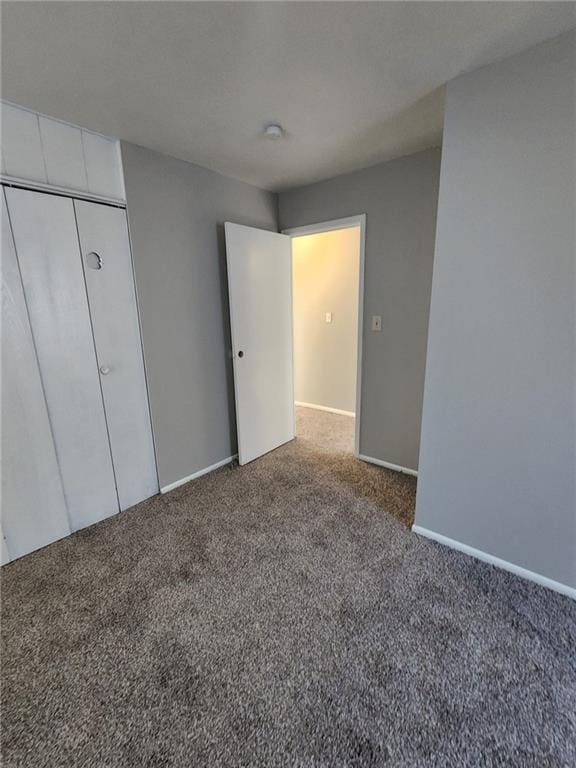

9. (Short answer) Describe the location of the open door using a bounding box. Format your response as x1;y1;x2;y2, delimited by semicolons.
225;222;294;464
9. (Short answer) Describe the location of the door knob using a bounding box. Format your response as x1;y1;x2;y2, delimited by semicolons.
99;365;111;375
238;351;244;358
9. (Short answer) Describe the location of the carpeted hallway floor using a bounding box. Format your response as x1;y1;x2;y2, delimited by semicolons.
296;404;356;454
1;408;575;767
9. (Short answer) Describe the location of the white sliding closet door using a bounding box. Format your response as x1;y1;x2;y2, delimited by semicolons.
1;525;10;566
75;201;158;509
2;191;70;562
5;187;119;531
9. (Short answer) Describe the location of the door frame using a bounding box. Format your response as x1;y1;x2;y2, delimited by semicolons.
282;214;366;458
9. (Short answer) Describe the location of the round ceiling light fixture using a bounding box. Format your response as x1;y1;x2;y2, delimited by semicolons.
263;124;284;140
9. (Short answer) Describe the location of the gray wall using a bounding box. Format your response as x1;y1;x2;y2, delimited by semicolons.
279;149;441;469
415;32;575;588
122;142;277;489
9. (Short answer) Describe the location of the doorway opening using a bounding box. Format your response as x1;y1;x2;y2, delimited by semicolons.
284;216;366;457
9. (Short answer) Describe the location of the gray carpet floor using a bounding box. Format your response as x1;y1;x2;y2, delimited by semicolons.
1;407;575;767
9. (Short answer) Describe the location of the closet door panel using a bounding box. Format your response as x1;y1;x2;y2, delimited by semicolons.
82;132;125;200
5;187;119;530
2;191;70;559
2;104;47;182
75;201;158;509
1;524;10;566
39;117;87;191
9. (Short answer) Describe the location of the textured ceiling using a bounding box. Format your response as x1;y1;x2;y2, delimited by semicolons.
2;2;575;190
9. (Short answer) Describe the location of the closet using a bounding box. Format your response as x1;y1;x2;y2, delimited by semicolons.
2;185;158;563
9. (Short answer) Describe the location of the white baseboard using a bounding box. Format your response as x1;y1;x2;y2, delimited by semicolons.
358;454;418;477
412;525;576;600
295;401;355;417
160;455;237;494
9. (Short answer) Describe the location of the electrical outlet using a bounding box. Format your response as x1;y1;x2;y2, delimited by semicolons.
325;312;332;323
371;315;382;331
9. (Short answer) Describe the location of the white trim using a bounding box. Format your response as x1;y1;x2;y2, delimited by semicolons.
283;215;364;237
160;455;237;494
287;232;297;446
1;175;125;207
412;525;576;600
358;453;418;477
295;401;355;417
283;214;366;460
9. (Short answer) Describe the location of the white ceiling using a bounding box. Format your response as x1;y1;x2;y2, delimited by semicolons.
2;2;575;191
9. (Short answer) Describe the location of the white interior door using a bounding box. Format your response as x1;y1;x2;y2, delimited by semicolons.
5;187;119;531
2;190;71;561
74;200;158;510
225;222;294;464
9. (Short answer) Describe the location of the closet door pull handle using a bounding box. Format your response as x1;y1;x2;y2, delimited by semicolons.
86;252;103;270
99;365;111;375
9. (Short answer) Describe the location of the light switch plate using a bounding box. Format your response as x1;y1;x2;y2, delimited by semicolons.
325;312;332;323
371;315;382;331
